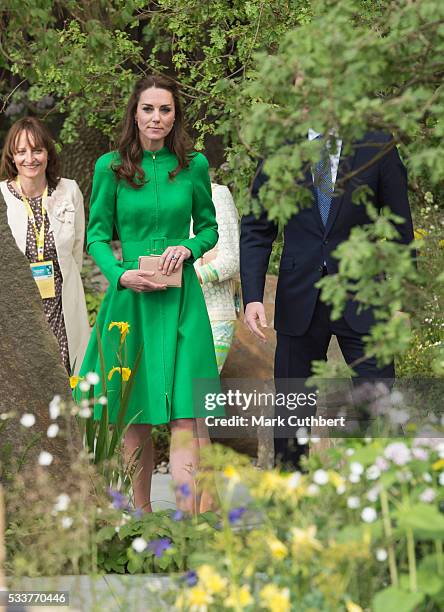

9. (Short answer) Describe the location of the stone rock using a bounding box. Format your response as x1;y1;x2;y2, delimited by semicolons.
0;192;80;484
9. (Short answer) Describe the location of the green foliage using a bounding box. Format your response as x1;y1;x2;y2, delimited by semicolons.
96;510;219;574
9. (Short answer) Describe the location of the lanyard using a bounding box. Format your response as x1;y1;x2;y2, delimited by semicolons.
16;176;48;262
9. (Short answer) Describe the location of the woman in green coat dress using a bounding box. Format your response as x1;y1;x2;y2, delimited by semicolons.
79;75;221;513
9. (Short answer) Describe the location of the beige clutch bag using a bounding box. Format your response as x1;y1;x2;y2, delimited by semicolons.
138;255;182;287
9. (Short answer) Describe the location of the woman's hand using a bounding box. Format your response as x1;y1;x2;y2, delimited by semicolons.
158;245;192;276
119;270;167;292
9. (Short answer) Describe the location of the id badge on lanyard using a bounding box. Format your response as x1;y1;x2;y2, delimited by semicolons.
17;177;55;299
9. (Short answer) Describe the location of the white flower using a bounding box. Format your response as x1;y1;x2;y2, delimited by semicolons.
390;390;403;405
350;461;364;476
47;424;59;438
336;484;346;495
296;427;309;445
38;451;53;466
78;407;92;418
412;448;429;461
313;469;329;485
61;517;73;529
287;472;302;490
367;486;380;502
98;396;108;405
79;380;90;393
361;507;377;523
349;473;361;484
132;537;147;553
364;436;372;444
49;395;61;419
375;456;390;471
375;548;388;562
80;399;89;409
423;472;432;483
347;496;360;509
307;484;320;496
346;448;355;456
419;488;436;503
366;465;381;480
20;413;36;428
115;526;120;533
439;473;444;486
389;409;410;425
384;442;411;466
53;494;70;512
85;372;100;386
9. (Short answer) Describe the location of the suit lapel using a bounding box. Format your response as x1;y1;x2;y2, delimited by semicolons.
324;142;358;236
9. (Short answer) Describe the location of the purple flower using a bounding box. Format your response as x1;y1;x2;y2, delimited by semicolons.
132;508;144;519
228;506;246;524
172;509;184;521
182;570;198;586
177;483;191;497
147;537;172;558
108;488;131;512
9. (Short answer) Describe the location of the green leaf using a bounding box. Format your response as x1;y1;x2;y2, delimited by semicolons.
372;586;425;612
395;503;444;538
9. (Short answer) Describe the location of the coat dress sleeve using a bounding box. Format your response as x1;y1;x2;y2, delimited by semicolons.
178;153;219;261
86;154;127;290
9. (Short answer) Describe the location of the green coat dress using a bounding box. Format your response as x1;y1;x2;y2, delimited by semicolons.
79;146;221;425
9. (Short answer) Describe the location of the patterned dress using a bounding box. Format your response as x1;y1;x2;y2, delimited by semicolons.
7;181;70;372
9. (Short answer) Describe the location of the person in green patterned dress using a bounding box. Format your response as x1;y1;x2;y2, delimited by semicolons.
79;75;221;513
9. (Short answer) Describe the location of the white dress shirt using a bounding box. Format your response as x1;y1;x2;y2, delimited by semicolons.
308;128;342;186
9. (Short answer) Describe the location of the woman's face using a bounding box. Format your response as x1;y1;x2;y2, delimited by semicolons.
12;130;48;182
135;87;175;148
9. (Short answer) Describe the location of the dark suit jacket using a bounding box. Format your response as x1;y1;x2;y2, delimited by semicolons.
240;132;414;336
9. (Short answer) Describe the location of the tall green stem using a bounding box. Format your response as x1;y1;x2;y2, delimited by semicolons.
380;486;398;587
406;527;417;592
436;539;444;576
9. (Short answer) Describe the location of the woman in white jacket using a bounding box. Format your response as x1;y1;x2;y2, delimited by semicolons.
194;181;240;512
0;117;90;374
195;182;240;372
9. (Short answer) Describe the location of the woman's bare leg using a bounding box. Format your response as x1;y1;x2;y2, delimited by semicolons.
169;419;200;513
123;424;153;513
195;419;220;513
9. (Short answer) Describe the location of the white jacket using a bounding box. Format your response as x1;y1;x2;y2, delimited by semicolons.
194;183;240;321
0;178;90;373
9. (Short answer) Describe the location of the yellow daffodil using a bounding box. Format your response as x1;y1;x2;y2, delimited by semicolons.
223;465;240;483
439;239;444;248
186;586;213;610
432;458;444;471
291;525;323;556
69;375;80;389
414;228;428;241
197;565;227;594
268;537;288;560
108;321;130;342
328;470;346;490
107;367;132;382
346;601;363;612
226;585;254;608
259;584;291;612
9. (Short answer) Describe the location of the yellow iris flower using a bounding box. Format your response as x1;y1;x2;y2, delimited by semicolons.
107;367;132;382
69;376;80;389
108;321;130;342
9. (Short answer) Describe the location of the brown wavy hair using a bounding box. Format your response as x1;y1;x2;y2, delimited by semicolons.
0;117;60;189
113;75;194;188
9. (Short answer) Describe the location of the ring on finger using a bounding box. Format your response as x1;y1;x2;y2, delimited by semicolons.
170;253;178;260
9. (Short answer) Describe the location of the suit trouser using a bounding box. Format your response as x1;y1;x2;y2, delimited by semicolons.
274;292;395;468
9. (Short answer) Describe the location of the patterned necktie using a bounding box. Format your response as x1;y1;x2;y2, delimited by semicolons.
313;137;333;226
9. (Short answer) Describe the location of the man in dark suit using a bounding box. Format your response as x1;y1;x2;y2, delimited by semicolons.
240;130;414;468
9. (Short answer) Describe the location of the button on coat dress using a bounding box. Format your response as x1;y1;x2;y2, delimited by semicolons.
79;146;221;424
